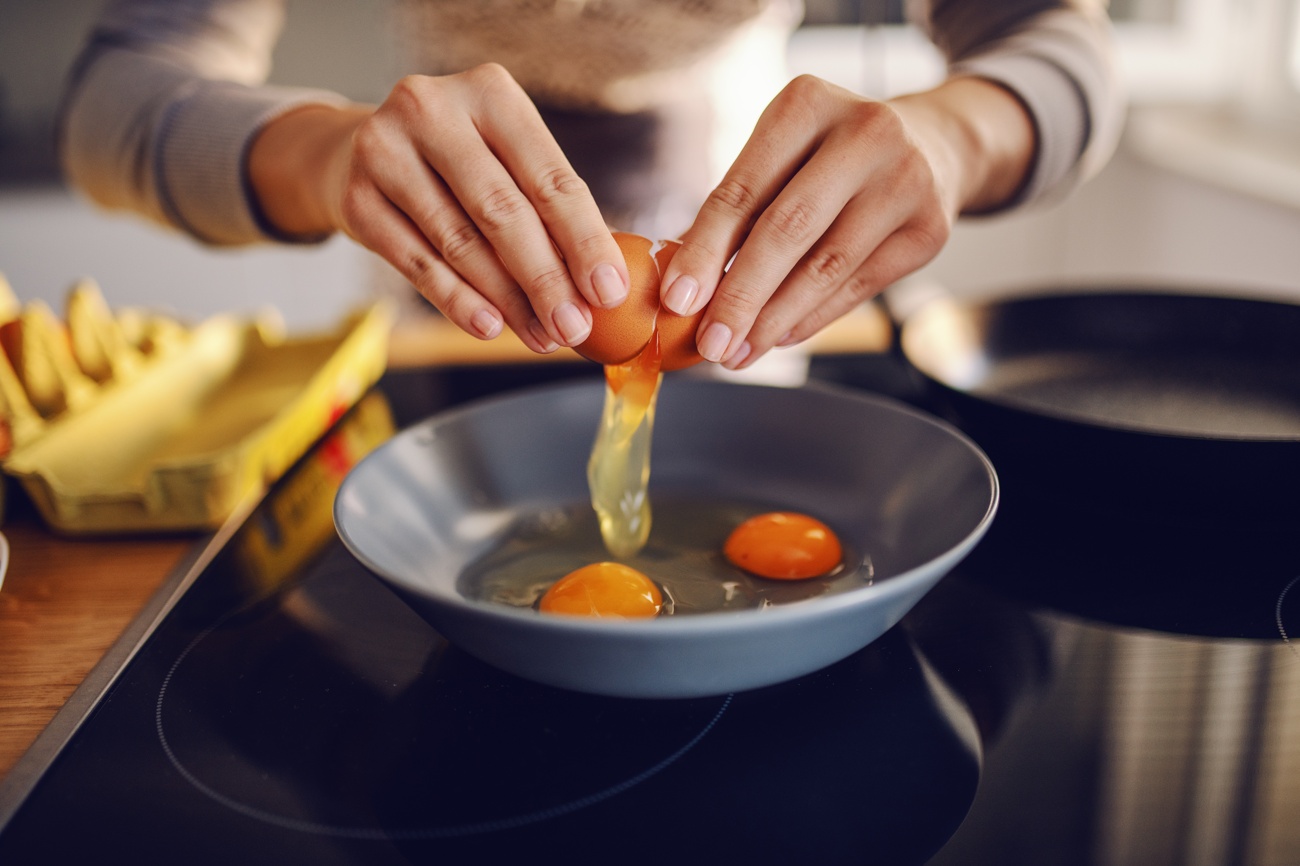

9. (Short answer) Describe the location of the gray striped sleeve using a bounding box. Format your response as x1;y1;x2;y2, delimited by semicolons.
913;0;1124;210
58;0;348;245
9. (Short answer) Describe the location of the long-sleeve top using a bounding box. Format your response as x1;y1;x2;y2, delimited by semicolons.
58;0;1124;246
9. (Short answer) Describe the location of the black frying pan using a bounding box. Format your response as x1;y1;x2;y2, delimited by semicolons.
894;287;1300;520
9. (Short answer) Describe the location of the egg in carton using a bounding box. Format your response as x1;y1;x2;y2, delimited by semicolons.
0;274;392;535
0;276;193;459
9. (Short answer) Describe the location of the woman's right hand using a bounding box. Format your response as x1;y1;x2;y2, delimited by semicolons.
248;63;630;354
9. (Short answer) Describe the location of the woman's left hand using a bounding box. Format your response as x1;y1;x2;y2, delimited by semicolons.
658;74;1035;369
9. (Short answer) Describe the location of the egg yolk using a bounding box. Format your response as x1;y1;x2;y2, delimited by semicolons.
723;512;843;580
538;562;663;618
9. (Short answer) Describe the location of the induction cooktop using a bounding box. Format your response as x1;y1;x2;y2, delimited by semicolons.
1;357;1295;866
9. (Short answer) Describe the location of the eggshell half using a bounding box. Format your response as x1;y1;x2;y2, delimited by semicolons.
574;232;705;371
649;240;705;372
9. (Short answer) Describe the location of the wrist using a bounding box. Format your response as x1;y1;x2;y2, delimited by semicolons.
889;76;1036;215
247;103;373;239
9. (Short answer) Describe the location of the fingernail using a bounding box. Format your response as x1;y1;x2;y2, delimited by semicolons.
591;263;627;307
662;275;699;315
553;301;591;345
724;341;753;370
698;321;733;363
528;320;559;353
471;309;503;339
776;330;796;347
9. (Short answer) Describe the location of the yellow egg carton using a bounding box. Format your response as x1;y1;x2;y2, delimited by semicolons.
0;273;393;535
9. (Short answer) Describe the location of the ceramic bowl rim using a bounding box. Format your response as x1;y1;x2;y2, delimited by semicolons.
334;378;999;637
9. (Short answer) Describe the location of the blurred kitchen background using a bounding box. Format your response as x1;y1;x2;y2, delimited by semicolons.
1;0;1299;332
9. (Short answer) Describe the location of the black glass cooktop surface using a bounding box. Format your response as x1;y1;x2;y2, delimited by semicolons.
1;358;1296;866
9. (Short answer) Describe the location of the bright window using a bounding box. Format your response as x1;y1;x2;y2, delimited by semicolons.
1291;3;1300;90
795;0;1300;119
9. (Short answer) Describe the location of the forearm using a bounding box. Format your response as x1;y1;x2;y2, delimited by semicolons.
915;1;1124;209
58;0;347;245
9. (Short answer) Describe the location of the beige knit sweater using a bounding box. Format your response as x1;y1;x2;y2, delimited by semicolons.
59;0;1122;245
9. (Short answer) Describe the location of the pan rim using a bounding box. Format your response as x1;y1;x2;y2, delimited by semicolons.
900;285;1300;444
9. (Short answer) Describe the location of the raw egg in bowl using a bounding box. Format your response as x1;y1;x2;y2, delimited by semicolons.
335;379;998;698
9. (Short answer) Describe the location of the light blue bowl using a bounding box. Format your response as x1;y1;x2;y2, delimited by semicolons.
335;379;998;698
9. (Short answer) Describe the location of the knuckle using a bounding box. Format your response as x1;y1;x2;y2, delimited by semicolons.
402;249;439;287
708;176;762;219
387;75;431;113
393;74;424;96
771;75;829;115
475;184;532;231
801;247;851;288
785;74;829;104
768;75;844;128
349;119;390;163
717;278;767;313
524;263;573;299
436;290;476;325
384;74;463;126
569;229;616;262
904;208;951;254
764;197;818;245
531;165;589;208
464;62;518;96
435;220;484;264
678;237;730;269
495;289;534;323
862;98;899;127
373;77;444;138
471;62;511;82
840;268;884;303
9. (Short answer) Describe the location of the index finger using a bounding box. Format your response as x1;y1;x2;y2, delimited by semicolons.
476;94;631;313
660;130;825;363
434;66;628;320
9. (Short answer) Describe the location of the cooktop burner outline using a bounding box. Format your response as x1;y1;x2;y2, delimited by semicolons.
155;606;734;840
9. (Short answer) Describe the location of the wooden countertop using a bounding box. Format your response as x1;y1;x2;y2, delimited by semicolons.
0;510;198;783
